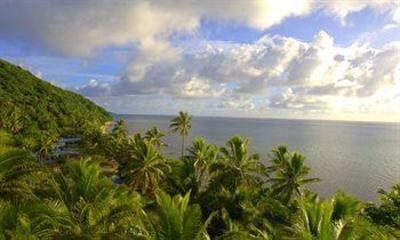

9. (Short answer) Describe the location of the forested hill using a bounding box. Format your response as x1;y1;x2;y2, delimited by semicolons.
0;59;112;147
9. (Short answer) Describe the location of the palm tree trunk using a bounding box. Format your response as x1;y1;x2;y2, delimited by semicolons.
39;149;45;162
181;135;185;159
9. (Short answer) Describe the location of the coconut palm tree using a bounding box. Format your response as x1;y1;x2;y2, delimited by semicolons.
213;203;274;240
187;137;218;171
170;138;219;200
267;145;290;173
199;137;265;235
147;190;214;240
293;193;341;239
366;183;400;236
268;146;320;203
81;121;105;148
112;118;128;141
0;150;43;202
169;111;192;158
145;126;166;148
210;136;265;192
0;200;62;239
120;139;171;195
38;132;58;161
7;107;24;134
291;192;392;239
48;159;146;238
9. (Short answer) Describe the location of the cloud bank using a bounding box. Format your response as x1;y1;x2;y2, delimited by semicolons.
1;0;399;57
1;0;399;120
79;31;400;116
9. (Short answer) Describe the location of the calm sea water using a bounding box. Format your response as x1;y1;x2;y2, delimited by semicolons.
117;114;400;201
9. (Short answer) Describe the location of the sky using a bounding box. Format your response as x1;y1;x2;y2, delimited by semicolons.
1;0;400;122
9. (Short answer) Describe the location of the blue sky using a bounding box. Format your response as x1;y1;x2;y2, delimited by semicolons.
1;0;400;121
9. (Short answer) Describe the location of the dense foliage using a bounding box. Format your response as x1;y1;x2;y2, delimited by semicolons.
0;110;398;239
0;59;112;151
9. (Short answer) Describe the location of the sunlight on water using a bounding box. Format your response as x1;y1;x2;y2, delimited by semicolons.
119;114;400;201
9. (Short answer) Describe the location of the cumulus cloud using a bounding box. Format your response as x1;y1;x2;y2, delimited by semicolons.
218;95;256;110
108;34;304;98
2;0;400;116
269;88;328;110
321;0;400;24
1;0;399;58
0;1;195;57
77;79;111;97
73;30;400;114
0;0;314;58
394;7;400;23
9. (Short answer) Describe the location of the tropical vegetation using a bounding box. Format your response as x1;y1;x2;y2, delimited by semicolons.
0;60;399;239
1;114;399;239
169;111;192;158
0;59;111;152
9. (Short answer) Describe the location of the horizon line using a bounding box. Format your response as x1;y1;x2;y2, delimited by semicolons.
110;112;400;125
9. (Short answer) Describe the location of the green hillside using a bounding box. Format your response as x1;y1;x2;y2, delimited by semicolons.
0;59;112;149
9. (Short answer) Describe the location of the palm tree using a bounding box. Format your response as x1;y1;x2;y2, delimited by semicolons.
48;159;146;238
366;183;400;236
147;190;214;240
38;132;57;161
0;150;43;202
81;121;105;148
210;136;264;192
145;126;166;148
169;111;192;158
293;193;341;239
5;107;24;134
112;118;128;141
0;200;62;239
187;138;218;171
171;138;219;200
268;146;320;203
291;192;392;239
267;145;290;173
199;137;265;235
120;139;171;195
168;138;217;202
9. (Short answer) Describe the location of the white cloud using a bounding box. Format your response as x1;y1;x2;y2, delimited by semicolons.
269;88;328;110
394;7;400;23
285;31;337;86
77;79;111;96
0;0;313;58
218;95;256;110
180;76;226;98
74;30;400;115
2;0;400;118
321;0;400;24
1;0;400;58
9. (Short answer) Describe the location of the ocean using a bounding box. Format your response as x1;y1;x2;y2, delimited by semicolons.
116;114;400;201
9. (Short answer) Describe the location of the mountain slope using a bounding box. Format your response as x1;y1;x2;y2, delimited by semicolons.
0;59;112;146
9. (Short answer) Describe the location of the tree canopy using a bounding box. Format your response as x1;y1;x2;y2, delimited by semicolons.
0;59;111;150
